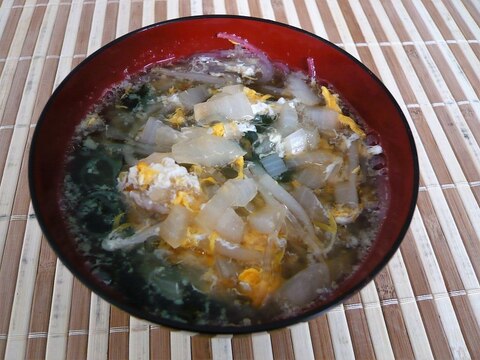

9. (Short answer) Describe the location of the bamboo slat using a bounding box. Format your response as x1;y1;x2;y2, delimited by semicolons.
0;0;479;358
251;332;273;360
211;335;233;360
289;323;315;360
129;318;150;360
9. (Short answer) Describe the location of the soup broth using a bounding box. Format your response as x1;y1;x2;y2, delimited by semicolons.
61;35;388;327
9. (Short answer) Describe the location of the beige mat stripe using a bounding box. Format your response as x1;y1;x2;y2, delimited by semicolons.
303;0;328;37
400;230;455;358
427;1;480;98
289;322;314;360
0;0;37;261
211;335;233;360
364;0;473;356
348;0;468;356
3;6;62;360
25;240;56;358
7;4;68;358
326;305;355;359
0;0;16;54
0;0;34;123
405;0;480;251
377;0;480;295
449;0;480;44
402;0;480;204
0;2;54;359
342;294;376;359
251;332;273;360
372;0;472;354
385;0;480;326
4;209;43;360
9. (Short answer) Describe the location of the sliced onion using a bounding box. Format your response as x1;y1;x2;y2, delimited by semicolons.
366;144;383;156
217;32;274;82
178;85;210;110
285;149;341;169
159;205;192;249
250;164;322;255
325;159;343;183
215;207;245;243
282;128;320;156
153;122;186;151
286;73;321;106
196;194;231;231
180;126;209;140
218;178;258;207
102;223;161;251
139;117;161;144
215;238;264;263
275;262;330;307
219;84;244;95
196;178;257;231
348;140;359;171
305;129;320;149
155;129;185;151
276;103;299;137
171;134;246;166
194;92;253;123
140;152;171;164
155;67;227;84
334;177;358;206
247;202;287;234
302;106;339;130
282;129;307;156
122;146;138;166
291;185;329;223
294;164;326;189
215;257;241;279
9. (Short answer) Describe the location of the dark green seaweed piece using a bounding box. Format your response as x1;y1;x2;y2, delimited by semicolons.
252;113;276;133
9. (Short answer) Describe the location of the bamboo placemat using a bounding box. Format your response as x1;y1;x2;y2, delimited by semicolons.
1;0;479;359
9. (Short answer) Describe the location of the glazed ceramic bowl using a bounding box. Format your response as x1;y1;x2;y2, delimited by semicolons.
29;15;418;334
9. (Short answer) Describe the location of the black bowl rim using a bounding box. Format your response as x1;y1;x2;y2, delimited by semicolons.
29;14;419;335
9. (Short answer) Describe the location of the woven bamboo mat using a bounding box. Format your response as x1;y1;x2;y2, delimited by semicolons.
1;0;480;359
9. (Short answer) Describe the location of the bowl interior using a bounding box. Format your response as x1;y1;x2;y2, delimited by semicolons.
29;16;418;333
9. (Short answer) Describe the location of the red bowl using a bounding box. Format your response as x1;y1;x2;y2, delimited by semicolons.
29;15;418;333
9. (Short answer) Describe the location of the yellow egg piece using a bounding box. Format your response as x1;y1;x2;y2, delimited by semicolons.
338;114;366;138
168;107;186;126
208;231;218;253
233;156;245;179
321;86;342;113
239;268;261;286
211;123;225;137
243;87;272;102
315;211;338;235
137;162;159;185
